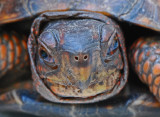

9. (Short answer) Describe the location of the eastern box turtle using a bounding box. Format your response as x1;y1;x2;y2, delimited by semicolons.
0;0;160;116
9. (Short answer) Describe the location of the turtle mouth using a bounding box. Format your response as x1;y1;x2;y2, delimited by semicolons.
44;70;120;103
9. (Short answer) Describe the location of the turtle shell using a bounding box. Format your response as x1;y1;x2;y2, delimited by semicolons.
0;0;160;31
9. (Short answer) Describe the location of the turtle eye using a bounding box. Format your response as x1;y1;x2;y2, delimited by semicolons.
106;39;119;56
40;49;48;59
39;48;58;69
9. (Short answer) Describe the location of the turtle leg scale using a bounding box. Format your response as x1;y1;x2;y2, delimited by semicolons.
0;31;29;78
130;36;160;102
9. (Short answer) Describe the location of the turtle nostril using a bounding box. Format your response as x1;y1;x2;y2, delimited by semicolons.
74;56;79;61
83;55;88;60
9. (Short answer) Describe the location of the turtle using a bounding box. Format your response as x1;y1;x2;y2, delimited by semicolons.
0;0;160;116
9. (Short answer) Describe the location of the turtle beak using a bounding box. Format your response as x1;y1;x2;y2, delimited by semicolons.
72;53;92;89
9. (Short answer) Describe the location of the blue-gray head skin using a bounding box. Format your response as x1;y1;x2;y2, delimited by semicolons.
28;11;128;103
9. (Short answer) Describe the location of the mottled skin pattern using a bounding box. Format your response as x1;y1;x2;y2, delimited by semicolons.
130;37;160;102
37;20;122;98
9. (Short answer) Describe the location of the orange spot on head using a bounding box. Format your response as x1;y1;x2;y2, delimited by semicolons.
35;30;38;35
93;33;99;40
119;54;121;58
38;65;42;72
153;64;160;75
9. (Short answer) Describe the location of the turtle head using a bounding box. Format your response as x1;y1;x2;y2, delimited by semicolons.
28;11;128;103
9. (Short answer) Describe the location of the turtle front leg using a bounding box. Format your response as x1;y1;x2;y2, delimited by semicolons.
0;31;30;87
0;31;29;78
130;36;160;102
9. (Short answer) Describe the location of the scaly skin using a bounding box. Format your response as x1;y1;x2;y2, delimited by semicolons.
0;31;29;78
130;36;160;102
0;31;31;92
